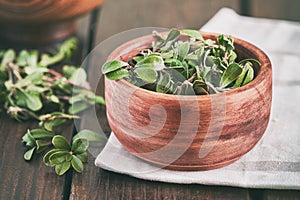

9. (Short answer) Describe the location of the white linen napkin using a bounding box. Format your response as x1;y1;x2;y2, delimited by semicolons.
95;8;300;189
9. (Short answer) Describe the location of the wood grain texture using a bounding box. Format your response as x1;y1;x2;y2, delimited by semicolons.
104;32;272;170
70;107;250;200
0;0;105;22
265;190;300;200
0;0;104;45
70;168;250;200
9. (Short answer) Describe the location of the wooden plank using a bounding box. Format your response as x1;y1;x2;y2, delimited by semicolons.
265;190;300;200
0;116;74;200
69;106;250;200
70;168;250;200
0;22;87;198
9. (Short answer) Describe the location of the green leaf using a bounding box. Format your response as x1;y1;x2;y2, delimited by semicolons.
68;102;91;115
217;35;234;52
165;29;180;43
164;58;182;67
204;70;222;87
24;92;43;111
39;53;61;67
16;71;43;87
239;58;261;66
94;95;105;105
55;161;71;175
193;80;208;95
134;66;157;83
71;138;89;154
36;140;51;153
66;154;73;162
49;150;69;165
30;129;55;139
39;38;77;67
26;50;38;67
43;149;61;166
156;71;172;93
71;155;84;173
177;42;190;61
105;68;129;80
49;95;60;104
234;63;254;88
24;147;36;161
43;119;67;131
220;63;242;88
15;88;42;110
73;129;107;143
135;55;165;71
16;50;38;68
181;29;203;40
27;85;48;93
76;152;88;163
68;95;82;104
59;37;77;58
52;135;71;150
4;79;13;91
102;60;128;74
16;50;29;66
181;61;189;79
0;49;15;68
175;81;194;95
22;130;36;147
24;66;48;75
62;65;77;78
132;55;144;63
66;67;87;85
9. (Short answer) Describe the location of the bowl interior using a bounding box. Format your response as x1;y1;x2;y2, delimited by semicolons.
106;31;271;98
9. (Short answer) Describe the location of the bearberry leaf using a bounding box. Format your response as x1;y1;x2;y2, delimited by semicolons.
71;155;84;173
52;135;71;150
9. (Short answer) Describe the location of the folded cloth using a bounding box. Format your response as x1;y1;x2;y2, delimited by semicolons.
95;8;300;189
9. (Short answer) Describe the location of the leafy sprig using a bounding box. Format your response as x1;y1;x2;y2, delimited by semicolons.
22;126;107;175
0;38;106;176
0;38;105;121
102;29;260;95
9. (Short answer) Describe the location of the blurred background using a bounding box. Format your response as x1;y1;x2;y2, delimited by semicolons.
0;0;298;48
85;0;300;43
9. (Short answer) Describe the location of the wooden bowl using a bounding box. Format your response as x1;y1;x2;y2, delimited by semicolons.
0;0;104;45
104;32;272;171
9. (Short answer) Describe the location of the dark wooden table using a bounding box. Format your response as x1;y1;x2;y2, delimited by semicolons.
0;105;300;200
0;10;300;200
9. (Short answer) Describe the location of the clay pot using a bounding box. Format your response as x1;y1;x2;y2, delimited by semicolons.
104;32;272;171
0;0;104;45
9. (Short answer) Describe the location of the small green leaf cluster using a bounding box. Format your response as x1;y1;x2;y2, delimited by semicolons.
22;128;55;160
43;135;88;175
22;125;106;175
102;29;259;95
22;112;79;161
0;38;105;121
0;37;107;176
